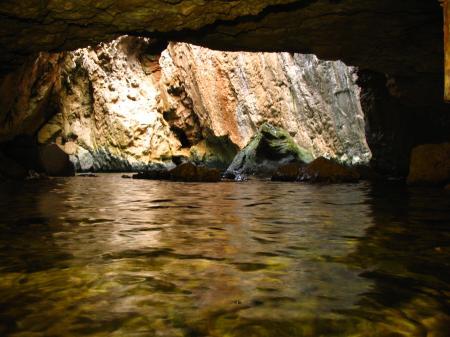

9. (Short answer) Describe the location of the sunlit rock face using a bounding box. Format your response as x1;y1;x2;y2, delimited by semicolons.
160;43;371;165
39;37;181;171
3;36;371;172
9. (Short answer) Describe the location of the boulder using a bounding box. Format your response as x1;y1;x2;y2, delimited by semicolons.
299;157;360;183
170;162;197;181
39;144;75;177
225;123;313;179
170;162;221;182
271;163;304;182
407;143;450;186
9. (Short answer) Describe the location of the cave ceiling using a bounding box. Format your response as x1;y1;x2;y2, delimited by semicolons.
0;0;445;106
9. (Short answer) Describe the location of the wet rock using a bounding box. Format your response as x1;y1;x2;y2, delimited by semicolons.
170;162;221;182
407;143;450;186
170;162;198;182
77;173;98;177
299;157;360;183
225;123;313;179
271;163;304;182
39;144;75;177
122;174;132;179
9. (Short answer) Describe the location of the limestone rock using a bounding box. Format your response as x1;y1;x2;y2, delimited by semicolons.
37;36;182;171
161;43;371;165
225;123;313;178
1;37;372;173
407;143;450;186
298;157;360;183
39;144;75;177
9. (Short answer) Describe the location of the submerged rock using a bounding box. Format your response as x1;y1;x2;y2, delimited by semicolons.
39;144;75;177
225;123;313;179
298;157;360;183
407;143;450;186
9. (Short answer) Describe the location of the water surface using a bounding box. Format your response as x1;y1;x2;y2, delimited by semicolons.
0;175;449;336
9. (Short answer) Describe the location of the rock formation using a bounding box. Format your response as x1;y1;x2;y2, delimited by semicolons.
38;36;181;171
1;36;371;174
160;43;371;165
407;143;450;186
224;123;313;179
0;1;448;178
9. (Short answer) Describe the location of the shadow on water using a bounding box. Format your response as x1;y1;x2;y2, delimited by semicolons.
0;175;448;336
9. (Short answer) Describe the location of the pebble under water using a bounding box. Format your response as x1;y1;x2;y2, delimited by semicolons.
0;175;449;337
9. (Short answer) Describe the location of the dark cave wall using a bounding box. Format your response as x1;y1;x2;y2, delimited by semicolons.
358;70;450;176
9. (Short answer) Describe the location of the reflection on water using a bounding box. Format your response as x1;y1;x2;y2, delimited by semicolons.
0;175;449;336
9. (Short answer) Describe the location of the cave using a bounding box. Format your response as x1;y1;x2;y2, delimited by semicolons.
0;1;449;336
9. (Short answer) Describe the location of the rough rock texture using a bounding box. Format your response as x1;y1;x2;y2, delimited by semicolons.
38;36;181;171
0;37;370;173
0;1;444;109
0;1;448;176
225;123;313;178
407;143;450;186
160;42;371;165
0;0;296;74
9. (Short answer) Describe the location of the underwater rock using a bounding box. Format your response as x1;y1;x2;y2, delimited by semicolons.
271;163;304;182
225;123;313;179
407;143;450;186
39;144;75;177
298;157;360;183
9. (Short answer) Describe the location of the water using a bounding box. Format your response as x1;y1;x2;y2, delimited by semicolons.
0;175;449;337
